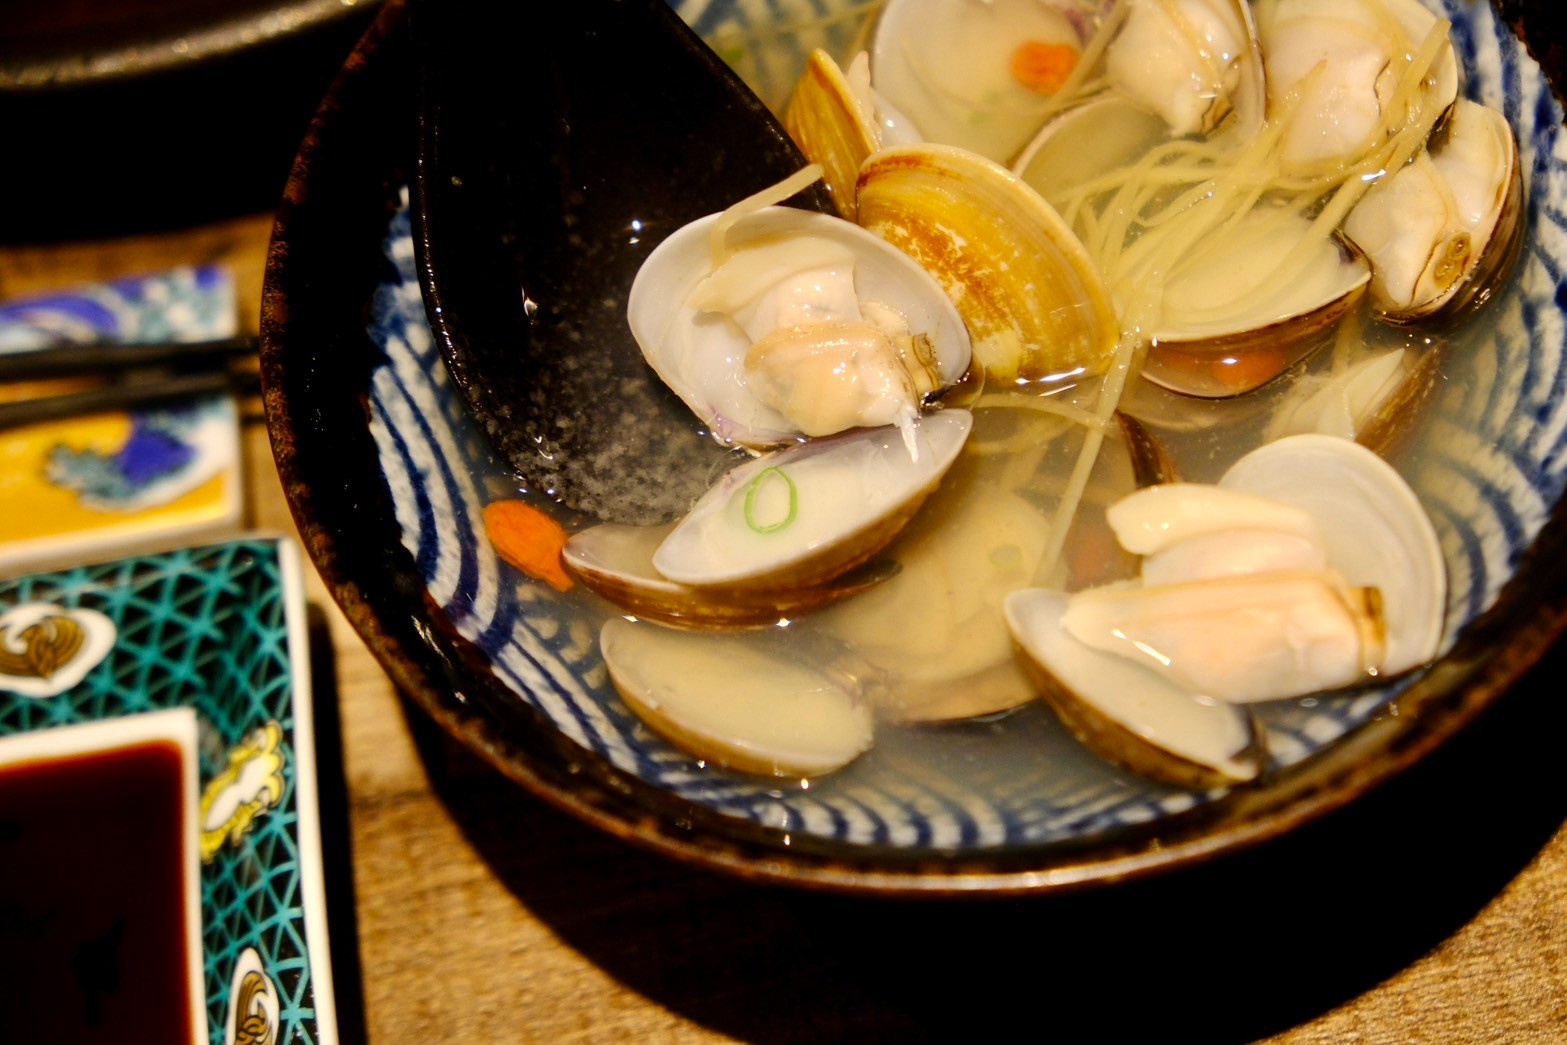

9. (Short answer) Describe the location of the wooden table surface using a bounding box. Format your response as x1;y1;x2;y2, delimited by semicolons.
4;213;1567;1043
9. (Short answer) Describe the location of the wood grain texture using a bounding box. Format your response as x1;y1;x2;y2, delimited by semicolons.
5;215;1567;1044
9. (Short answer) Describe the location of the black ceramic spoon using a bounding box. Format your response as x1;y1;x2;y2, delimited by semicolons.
412;0;834;525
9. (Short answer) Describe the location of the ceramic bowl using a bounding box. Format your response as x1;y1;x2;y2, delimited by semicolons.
0;536;337;1040
262;0;1567;895
0;0;383;240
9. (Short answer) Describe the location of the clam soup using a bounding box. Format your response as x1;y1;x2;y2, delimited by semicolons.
382;0;1564;843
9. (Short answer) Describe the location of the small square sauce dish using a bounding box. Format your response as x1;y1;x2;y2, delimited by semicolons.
0;535;337;1043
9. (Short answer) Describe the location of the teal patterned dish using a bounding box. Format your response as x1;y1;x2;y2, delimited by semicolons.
264;0;1567;893
0;537;337;1042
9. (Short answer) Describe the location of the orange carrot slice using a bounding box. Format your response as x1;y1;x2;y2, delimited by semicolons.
1010;41;1078;95
483;500;575;592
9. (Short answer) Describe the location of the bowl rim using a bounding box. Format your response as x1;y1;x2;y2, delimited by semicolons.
260;0;1567;897
0;0;382;90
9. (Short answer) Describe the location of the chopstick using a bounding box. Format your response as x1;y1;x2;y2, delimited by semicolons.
0;335;260;430
0;334;258;382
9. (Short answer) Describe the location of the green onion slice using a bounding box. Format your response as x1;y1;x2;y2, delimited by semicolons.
743;466;798;533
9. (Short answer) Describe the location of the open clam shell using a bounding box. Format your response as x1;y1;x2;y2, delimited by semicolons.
599;617;874;777
1258;0;1460;175
1012;99;1375;401
783;49;918;221
1218;434;1445;676
857;143;1120;386
1139;206;1372;399
1342;98;1525;324
1260;340;1445;458
653;409;973;593
783;50;881;221
805;399;1174;725
1005;587;1265;789
1101;0;1266;142
1013;92;1172;210
1005;432;1444;785
865;0;1092;164
562;522;898;630
627;204;972;449
807;447;1055;724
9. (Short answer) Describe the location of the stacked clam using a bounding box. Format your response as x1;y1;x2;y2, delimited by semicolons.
1004;434;1446;786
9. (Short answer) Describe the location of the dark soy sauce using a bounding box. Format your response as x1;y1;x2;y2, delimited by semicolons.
0;739;197;1044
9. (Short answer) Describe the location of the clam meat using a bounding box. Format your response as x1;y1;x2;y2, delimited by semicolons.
1101;0;1265;140
1059;569;1387;704
1260;344;1423;447
628;198;972;450
1257;0;1459;175
1342;98;1525;322
1006;433;1445;782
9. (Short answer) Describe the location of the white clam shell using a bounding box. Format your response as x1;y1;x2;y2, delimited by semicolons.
868;0;1090;164
1102;0;1265;141
1004;587;1263;787
1004;433;1445;784
1262;348;1411;443
561;521;896;629
627;205;971;449
1138;206;1372;398
600;617;874;777
1218;433;1445;676
1014;92;1172;207
1152;209;1371;345
654;409;973;591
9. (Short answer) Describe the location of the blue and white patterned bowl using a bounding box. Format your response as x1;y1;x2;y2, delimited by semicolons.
263;0;1567;892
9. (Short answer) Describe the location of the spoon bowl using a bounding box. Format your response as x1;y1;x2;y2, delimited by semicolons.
412;0;833;524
